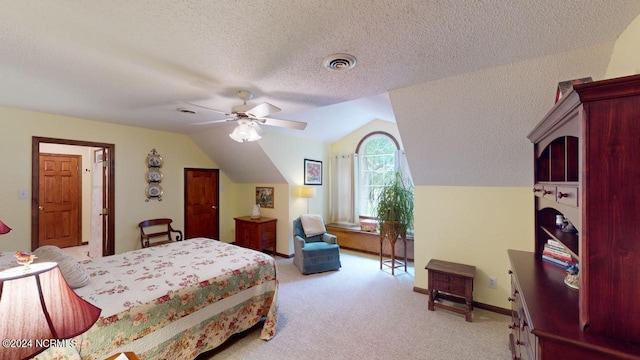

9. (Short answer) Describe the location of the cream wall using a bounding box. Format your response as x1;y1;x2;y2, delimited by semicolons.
413;187;533;306
606;14;640;78
258;131;330;256
0;107;235;254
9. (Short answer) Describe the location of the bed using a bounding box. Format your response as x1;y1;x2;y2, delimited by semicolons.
0;238;278;360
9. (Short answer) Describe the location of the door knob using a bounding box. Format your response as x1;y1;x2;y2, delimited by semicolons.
212;206;217;209
38;206;44;210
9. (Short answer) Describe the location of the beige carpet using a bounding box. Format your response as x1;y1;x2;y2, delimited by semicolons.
198;250;511;360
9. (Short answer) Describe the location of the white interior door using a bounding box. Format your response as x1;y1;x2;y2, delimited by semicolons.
89;159;103;257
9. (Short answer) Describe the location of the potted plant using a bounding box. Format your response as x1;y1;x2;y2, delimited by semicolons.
372;170;414;239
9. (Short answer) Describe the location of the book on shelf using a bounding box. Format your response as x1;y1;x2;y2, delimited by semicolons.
542;238;577;268
542;254;576;269
546;239;566;249
544;243;572;255
544;239;572;255
543;249;572;262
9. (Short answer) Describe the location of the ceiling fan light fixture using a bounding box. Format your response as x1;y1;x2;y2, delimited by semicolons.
229;121;261;143
323;53;357;71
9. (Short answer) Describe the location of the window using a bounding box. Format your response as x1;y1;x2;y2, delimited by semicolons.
356;132;400;217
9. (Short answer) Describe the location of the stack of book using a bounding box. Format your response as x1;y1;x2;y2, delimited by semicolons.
542;239;576;268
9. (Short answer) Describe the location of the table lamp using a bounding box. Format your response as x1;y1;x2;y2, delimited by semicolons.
0;261;101;359
0;220;11;235
295;186;316;214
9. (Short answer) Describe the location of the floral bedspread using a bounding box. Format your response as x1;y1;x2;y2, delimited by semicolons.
2;238;278;360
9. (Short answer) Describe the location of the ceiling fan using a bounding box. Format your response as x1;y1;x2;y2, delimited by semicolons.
183;90;307;142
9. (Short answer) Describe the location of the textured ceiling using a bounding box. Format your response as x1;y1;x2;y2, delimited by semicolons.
1;1;639;146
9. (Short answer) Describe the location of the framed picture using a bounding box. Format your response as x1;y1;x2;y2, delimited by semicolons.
256;187;274;208
94;149;104;163
304;159;322;185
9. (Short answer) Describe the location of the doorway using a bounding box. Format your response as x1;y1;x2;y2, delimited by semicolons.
184;168;219;239
31;137;115;256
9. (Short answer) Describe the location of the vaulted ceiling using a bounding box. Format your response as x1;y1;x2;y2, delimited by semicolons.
2;1;639;183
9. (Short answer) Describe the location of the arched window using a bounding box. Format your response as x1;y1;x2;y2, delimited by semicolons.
356;132;400;217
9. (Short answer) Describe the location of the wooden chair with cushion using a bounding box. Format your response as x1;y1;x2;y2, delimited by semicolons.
138;218;183;248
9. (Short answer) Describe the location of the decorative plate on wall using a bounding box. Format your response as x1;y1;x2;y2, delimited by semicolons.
146;149;163;168
145;148;163;201
145;184;163;200
145;169;163;182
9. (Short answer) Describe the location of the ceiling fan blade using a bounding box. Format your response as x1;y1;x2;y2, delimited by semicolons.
251;122;265;136
183;102;231;116
258;117;307;130
191;118;237;126
245;102;281;118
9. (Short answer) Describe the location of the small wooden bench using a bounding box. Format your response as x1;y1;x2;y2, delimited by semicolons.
138;218;183;248
425;259;476;322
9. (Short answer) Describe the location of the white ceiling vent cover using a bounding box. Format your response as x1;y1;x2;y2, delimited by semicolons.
323;53;357;71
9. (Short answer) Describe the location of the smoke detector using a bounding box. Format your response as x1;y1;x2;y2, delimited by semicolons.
323;53;357;71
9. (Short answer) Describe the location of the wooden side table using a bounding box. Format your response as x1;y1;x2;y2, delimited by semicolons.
234;216;277;255
425;259;475;322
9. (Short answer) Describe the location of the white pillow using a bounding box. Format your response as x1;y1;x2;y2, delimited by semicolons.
300;214;327;237
33;245;89;289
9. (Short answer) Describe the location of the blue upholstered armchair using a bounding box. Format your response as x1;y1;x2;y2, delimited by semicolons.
293;216;341;275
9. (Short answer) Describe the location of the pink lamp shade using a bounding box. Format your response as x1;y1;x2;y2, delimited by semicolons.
0;220;11;235
0;262;101;360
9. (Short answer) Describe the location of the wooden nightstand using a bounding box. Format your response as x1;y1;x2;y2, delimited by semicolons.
425;259;475;322
234;216;277;255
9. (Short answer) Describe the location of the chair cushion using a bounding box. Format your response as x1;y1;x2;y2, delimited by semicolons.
34;245;90;289
301;242;339;258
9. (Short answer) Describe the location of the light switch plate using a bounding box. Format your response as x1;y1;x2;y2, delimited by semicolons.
18;189;29;199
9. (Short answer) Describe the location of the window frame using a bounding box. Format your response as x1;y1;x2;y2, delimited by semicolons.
356;131;400;218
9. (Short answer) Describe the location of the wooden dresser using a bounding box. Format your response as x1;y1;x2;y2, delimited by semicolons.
509;75;640;359
234;216;277;255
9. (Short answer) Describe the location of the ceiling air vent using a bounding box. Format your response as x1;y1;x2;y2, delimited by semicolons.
323;53;357;71
177;108;197;114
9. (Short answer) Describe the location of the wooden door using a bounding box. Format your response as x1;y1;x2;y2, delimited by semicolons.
38;153;81;248
184;169;219;239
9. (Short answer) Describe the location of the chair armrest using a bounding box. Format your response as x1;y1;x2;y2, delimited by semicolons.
169;228;183;241
141;233;150;248
294;236;306;252
323;233;337;244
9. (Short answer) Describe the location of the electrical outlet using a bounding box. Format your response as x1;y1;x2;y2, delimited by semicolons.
488;276;497;289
